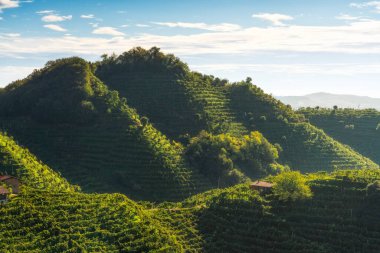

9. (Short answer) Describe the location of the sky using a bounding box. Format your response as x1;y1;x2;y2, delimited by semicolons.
1;0;380;97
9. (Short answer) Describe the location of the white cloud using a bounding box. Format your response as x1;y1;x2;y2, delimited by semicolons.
80;14;94;19
153;22;241;32
42;14;72;22
191;63;380;76
252;13;294;26
136;24;150;27
43;24;67;32
0;0;19;12
120;24;129;28
1;19;380;57
92;27;124;36
89;22;98;28
36;10;54;14
350;1;380;13
2;33;20;37
336;14;361;20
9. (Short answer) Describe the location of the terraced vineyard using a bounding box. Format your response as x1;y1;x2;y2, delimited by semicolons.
300;108;380;164
0;191;182;252
96;50;247;139
0;48;380;252
153;169;380;253
0;118;212;202
95;48;377;174
226;84;378;172
0;131;75;192
0;56;212;201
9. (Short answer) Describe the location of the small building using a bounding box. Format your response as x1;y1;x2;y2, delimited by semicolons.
0;186;10;203
0;175;20;194
250;181;273;193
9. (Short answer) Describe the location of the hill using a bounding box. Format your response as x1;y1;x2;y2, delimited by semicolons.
0;48;378;202
299;108;380;165
152;169;380;253
0;57;211;202
226;83;378;172
0;131;75;192
95;48;378;173
278;92;380;110
0;191;183;252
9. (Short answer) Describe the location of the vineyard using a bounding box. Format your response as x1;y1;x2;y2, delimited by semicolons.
300;108;380;165
0;48;379;252
227;84;378;172
153;169;380;253
0;191;182;252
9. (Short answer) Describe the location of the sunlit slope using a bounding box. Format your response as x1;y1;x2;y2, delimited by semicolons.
154;169;380;253
0;192;183;252
0;57;211;201
0;131;75;192
95;48;377;173
300;108;380;164
95;47;247;139
226;83;378;172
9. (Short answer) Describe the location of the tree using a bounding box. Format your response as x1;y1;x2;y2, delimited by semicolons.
272;171;312;201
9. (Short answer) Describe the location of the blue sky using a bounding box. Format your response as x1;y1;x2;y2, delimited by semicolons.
1;0;380;97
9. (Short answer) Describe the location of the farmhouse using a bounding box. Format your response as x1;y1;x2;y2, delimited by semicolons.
250;181;273;193
0;175;20;194
0;186;10;203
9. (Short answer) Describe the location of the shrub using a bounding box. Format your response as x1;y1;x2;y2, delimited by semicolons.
272;171;312;201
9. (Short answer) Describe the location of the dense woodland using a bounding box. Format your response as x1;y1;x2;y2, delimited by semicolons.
0;47;379;252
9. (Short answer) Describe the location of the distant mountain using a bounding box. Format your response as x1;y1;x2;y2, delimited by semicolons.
278;92;380;110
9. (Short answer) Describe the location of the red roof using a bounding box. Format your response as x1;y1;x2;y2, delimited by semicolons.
0;186;10;195
0;175;16;181
250;181;273;188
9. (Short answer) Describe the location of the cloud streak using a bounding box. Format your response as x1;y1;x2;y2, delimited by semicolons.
81;14;94;19
350;1;380;13
92;27;124;36
42;14;72;22
0;0;19;12
43;24;67;32
153;22;241;32
1;19;380;57
252;13;293;26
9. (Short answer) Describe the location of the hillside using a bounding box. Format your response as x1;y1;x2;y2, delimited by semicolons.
152;169;380;253
0;131;75;192
95;47;247;139
0;57;212;202
299;108;380;165
95;48;377;173
278;92;380;110
226;83;378;172
0;191;183;252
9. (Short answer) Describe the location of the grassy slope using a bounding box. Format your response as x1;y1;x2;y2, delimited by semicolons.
300;108;380;164
0;131;75;192
0;191;183;252
227;84;378;172
96;48;378;173
95;49;247;140
0;57;211;202
153;169;380;253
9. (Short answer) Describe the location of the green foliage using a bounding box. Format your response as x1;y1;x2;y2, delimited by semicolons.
227;81;378;172
271;171;313;201
185;131;285;187
154;169;380;253
0;57;135;125
0;192;183;252
0;131;76;192
300;107;380;165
